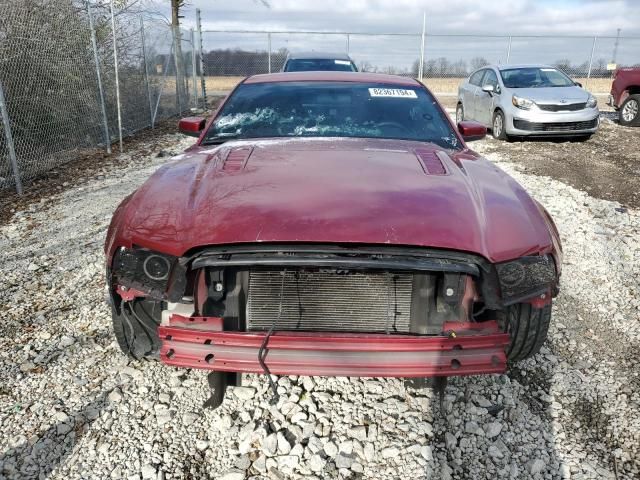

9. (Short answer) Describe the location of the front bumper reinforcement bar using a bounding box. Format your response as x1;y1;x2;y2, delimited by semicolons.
159;317;510;377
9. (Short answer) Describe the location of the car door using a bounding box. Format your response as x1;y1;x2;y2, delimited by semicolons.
475;68;499;126
462;69;486;121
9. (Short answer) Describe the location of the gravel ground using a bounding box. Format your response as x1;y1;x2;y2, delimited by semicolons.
1;125;639;480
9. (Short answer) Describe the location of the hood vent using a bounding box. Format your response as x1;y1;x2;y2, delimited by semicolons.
415;148;447;175
222;147;253;172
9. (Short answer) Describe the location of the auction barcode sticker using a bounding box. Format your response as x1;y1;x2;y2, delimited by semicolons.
368;88;417;98
335;60;351;65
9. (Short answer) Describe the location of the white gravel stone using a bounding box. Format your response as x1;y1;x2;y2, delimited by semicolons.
485;422;503;438
232;386;256;400
381;447;399;459
323;441;338;458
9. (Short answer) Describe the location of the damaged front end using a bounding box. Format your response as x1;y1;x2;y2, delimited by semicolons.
107;244;557;408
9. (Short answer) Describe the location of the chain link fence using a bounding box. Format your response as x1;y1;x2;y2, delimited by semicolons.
0;0;198;193
3;3;640;194
198;29;640;97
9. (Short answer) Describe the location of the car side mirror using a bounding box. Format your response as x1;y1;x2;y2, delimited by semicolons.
481;84;495;95
179;116;206;137
458;120;487;142
574;81;583;88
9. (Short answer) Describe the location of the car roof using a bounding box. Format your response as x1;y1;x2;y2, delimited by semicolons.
495;64;555;71
286;51;353;61
244;71;420;86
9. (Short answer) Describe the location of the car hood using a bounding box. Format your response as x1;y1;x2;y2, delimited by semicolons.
116;138;552;263
509;86;590;104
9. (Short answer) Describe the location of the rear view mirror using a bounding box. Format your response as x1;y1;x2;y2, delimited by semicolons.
458;121;487;142
179;117;206;137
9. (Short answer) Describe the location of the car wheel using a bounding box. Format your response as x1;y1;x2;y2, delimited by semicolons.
492;110;509;140
112;298;163;360
619;94;640;126
504;302;552;362
455;103;464;124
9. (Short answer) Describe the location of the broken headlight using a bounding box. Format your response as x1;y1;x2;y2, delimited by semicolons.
111;247;177;298
496;255;556;305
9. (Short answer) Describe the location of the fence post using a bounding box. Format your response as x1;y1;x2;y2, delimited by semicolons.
153;39;174;125
196;9;207;110
191;28;198;108
418;12;426;80
506;36;512;63
0;80;23;195
172;26;183;114
268;33;272;73
87;3;111;154
346;34;350;54
586;36;597;89
109;0;124;152
140;16;154;129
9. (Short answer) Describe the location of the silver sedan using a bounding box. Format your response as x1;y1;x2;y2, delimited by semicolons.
457;64;600;140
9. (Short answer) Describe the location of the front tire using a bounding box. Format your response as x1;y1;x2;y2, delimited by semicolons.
492;110;509;140
504;303;552;361
112;298;163;359
619;94;640;126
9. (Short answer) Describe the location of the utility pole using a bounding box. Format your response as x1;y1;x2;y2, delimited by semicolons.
171;0;188;113
418;11;426;80
612;28;621;63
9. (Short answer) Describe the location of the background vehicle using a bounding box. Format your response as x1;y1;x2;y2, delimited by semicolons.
608;67;640;126
281;51;358;72
457;64;599;140
106;72;561;408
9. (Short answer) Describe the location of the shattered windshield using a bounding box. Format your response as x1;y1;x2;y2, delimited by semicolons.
203;81;460;149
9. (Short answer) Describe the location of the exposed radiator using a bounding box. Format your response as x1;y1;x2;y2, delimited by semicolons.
246;270;413;333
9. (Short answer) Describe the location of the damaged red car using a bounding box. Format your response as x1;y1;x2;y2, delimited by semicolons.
105;72;561;407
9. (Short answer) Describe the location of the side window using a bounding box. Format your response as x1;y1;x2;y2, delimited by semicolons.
483;69;499;88
469;69;486;86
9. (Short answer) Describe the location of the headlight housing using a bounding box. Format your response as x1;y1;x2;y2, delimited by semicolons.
496;255;556;305
112;247;177;298
586;95;597;108
512;95;535;110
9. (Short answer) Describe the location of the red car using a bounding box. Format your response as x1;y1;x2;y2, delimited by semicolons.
105;72;562;407
608;67;640;126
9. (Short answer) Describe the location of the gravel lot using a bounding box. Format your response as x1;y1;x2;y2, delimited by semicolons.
1;120;639;480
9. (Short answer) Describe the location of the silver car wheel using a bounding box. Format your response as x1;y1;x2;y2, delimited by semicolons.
456;105;464;123
622;99;639;122
493;113;503;137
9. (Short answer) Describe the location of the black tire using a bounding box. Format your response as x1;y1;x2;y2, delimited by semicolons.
619;94;640;126
112;298;163;360
492;110;509;141
504;303;552;362
455;103;464;124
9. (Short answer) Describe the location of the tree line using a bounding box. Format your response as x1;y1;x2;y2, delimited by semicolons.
190;48;640;78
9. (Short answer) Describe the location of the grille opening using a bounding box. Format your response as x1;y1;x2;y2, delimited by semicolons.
246;269;414;334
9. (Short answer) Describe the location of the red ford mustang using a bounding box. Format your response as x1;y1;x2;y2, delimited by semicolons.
105;72;561;407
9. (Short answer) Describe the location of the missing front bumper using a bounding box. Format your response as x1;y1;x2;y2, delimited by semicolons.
159;317;510;378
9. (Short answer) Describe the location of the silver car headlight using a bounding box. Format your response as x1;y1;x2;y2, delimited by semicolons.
586;95;597;108
512;95;535;110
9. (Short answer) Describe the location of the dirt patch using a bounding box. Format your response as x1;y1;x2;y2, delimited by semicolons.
0;120;178;226
474;120;640;209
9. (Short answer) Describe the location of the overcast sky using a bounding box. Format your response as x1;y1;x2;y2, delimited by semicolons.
164;0;639;36
148;0;639;70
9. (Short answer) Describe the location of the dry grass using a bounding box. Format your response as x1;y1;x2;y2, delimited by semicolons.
195;76;613;95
